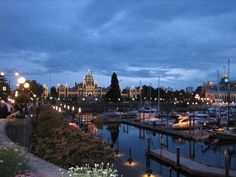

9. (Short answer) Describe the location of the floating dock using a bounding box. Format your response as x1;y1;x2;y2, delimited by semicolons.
121;120;202;140
149;149;236;177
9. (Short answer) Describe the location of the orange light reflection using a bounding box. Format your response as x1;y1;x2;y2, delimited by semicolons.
123;161;139;167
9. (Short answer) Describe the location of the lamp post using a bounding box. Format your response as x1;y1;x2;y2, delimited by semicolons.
18;77;26;85
78;107;82;123
0;70;20;90
24;82;30;89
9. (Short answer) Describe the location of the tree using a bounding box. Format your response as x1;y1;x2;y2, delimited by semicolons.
15;94;31;105
0;74;10;101
50;86;58;98
28;80;44;97
18;80;44;98
105;72;121;102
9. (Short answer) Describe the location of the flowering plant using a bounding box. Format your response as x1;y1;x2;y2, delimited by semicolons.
60;163;121;177
0;144;30;177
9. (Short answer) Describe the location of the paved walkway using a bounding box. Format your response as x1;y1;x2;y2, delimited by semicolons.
150;149;236;177
0;118;68;177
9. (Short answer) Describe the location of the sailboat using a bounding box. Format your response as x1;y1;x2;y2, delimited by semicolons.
137;84;160;121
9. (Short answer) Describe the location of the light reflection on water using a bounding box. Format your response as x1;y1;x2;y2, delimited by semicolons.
79;114;236;177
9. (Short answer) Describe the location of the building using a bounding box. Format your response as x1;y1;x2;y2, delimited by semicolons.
204;74;236;103
129;86;141;99
43;84;49;98
55;69;102;99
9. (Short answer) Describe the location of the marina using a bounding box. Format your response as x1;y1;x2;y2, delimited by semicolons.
81;113;236;177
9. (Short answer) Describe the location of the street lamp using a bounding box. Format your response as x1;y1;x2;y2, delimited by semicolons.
24;82;30;89
18;77;26;84
1;70;20;89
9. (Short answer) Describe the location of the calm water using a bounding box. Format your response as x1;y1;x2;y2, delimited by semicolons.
90;122;236;177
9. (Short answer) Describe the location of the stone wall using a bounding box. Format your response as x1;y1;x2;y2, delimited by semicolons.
0;118;68;177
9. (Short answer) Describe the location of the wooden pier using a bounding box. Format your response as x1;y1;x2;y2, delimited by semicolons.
121;120;202;140
149;148;236;177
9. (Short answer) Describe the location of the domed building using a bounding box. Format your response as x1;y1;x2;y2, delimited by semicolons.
55;69;102;99
78;69;102;97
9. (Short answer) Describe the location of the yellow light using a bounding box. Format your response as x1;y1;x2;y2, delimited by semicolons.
115;153;124;158
15;91;18;97
0;72;4;76
123;161;138;167
24;82;30;89
141;174;157;177
18;77;26;84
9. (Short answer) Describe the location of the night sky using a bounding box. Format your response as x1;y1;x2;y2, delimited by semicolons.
0;0;236;90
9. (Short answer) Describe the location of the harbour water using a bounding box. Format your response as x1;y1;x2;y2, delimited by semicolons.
84;115;236;177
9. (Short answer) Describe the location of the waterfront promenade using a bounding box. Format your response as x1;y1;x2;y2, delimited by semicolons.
0;118;68;177
1;115;146;177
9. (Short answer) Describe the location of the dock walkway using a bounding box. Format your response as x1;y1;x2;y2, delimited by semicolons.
149;149;236;177
121;120;200;140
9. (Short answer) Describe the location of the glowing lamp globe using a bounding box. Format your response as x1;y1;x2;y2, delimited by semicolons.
24;82;30;89
18;77;26;84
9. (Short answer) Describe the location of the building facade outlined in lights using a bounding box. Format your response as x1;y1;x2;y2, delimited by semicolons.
55;69;103;99
204;73;236;103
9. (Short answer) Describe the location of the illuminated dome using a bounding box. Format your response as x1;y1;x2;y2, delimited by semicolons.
83;69;95;86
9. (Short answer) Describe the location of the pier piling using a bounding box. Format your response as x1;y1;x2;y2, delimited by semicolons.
176;147;180;167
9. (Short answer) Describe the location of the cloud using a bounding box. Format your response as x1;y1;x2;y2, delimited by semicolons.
0;0;236;89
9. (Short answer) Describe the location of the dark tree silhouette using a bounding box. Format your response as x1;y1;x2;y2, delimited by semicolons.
105;72;121;102
28;80;44;97
0;74;10;101
50;86;58;98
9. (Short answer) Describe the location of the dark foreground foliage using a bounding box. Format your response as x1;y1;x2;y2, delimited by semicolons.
31;106;114;169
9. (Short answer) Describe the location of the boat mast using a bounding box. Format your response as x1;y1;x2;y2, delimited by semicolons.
227;59;230;126
217;70;220;101
158;76;160;113
139;81;142;107
149;83;152;119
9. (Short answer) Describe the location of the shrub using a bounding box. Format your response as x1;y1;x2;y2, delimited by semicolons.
0;144;30;177
31;106;114;169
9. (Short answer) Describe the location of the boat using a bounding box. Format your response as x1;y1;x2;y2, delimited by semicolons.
144;117;173;126
173;117;199;128
137;106;160;120
168;111;180;119
123;110;138;119
215;128;236;141
103;109;121;118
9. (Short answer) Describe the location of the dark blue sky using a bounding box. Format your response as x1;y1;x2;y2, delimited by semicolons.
0;0;236;89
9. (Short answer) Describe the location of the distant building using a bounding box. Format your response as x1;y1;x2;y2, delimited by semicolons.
55;69;102;99
129;86;141;99
43;84;48;98
204;74;236;102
